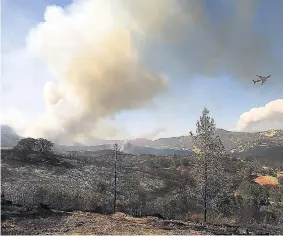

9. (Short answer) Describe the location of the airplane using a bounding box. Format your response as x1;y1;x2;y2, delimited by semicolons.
252;75;271;85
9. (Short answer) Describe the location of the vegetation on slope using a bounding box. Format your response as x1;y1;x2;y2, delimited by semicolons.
1;108;283;235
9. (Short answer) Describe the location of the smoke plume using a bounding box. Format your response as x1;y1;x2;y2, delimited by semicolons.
237;99;283;132
131;0;282;81
4;0;283;142
25;0;168;142
136;127;167;140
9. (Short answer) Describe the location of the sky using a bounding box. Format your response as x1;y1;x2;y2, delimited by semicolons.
1;0;283;143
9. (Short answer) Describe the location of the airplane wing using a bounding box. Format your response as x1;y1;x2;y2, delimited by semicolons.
266;75;271;79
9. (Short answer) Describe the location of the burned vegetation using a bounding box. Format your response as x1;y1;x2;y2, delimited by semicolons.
1;108;283;235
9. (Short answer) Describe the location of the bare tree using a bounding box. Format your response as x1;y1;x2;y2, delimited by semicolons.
113;143;119;213
190;107;229;223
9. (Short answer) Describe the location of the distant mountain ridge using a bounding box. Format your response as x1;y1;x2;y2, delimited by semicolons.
1;125;21;147
1;125;283;158
56;142;193;156
134;128;283;151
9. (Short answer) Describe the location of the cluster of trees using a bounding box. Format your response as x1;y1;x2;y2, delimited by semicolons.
4;107;283;226
13;137;54;157
184;108;282;224
111;107;283;225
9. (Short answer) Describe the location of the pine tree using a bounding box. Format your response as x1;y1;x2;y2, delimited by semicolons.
190;107;230;223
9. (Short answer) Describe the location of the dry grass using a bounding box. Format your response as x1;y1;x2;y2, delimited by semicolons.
2;207;283;235
59;211;201;235
187;213;203;223
1;210;198;235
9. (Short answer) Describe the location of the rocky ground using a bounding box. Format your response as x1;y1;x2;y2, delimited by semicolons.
2;203;283;235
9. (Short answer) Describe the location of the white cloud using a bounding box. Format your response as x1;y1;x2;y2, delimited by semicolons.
237;99;283;132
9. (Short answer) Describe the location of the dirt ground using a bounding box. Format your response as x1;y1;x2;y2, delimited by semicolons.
1;205;283;235
1;209;200;235
1;207;204;235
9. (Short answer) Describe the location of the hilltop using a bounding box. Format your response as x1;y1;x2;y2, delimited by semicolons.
1;125;282;163
0;125;21;148
136;128;283;152
2;125;283;151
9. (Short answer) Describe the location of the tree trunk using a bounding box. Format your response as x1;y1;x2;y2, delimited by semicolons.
113;144;118;213
204;154;208;223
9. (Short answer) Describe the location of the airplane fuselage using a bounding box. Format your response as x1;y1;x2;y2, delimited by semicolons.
253;75;270;85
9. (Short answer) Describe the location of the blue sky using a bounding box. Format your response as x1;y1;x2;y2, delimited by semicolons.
1;0;283;140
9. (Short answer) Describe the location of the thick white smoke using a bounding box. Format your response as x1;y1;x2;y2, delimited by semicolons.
237;99;283;132
24;0;168;142
135;127;167;140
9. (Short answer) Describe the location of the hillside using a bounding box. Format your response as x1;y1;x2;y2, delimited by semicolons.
147;129;283;152
1;125;282;161
2;147;283;234
0;125;21;148
56;142;192;156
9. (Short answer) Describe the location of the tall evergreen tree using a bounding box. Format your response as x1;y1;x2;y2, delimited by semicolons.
190;107;230;223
